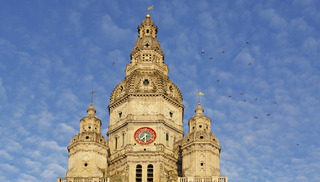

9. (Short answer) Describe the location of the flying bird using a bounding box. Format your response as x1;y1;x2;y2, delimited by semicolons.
240;91;244;95
254;116;259;119
248;62;252;66
229;95;232;98
255;98;258;101
273;101;277;104
246;41;250;44
266;113;271;116
201;50;205;54
222;50;225;53
209;56;213;59
216;79;220;82
112;62;115;65
243;100;246;102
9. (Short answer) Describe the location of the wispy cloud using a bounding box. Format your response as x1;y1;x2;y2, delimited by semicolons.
0;150;14;160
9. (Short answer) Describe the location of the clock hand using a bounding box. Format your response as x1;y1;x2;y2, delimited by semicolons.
140;133;147;142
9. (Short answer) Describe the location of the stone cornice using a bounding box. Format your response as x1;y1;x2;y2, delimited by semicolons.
108;93;184;110
181;142;221;153
68;142;108;157
107;117;184;135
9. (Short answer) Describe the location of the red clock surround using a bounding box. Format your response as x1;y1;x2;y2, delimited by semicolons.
134;127;156;145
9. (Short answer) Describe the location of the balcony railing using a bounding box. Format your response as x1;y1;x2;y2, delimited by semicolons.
58;176;227;182
57;177;109;182
177;177;228;182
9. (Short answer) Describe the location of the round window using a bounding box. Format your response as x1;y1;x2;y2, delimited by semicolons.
143;79;149;85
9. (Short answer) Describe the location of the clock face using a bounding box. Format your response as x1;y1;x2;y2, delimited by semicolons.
134;127;156;145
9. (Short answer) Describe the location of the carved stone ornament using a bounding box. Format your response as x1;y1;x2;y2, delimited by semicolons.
184;166;195;177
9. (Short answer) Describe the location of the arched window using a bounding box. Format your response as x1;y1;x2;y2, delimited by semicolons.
136;164;142;182
115;137;118;150
166;133;169;146
122;133;125;146
147;164;153;182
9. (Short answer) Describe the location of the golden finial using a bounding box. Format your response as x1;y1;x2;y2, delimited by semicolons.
146;14;150;18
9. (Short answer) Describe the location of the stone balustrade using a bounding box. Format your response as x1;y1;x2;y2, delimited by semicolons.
178;177;228;182
57;176;227;182
57;178;109;182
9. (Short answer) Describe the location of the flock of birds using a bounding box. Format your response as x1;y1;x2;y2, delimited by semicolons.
110;40;277;120
200;40;277;120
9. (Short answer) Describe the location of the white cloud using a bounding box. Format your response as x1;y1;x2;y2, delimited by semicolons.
100;14;133;42
41;163;66;180
57;123;76;135
0;77;7;106
39;140;65;152
289;17;312;33
233;48;254;65
3;138;22;152
29;111;54;129
106;49;126;65
0;150;14;160
16;173;38;182
22;157;41;173
66;10;83;35
302;36;320;54
23;136;65;152
0;163;19;173
55;88;80;111
25;150;42;160
260;8;287;30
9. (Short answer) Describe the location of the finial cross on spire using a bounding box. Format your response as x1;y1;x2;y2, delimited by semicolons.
90;91;96;104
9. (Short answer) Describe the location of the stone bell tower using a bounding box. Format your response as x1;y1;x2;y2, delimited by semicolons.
181;103;221;179
58;13;229;182
66;104;108;178
107;14;184;182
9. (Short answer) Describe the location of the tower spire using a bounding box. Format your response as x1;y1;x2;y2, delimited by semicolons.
125;14;168;76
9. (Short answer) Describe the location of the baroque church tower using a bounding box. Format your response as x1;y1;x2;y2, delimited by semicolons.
181;103;221;179
58;14;228;182
107;14;184;182
66;104;108;178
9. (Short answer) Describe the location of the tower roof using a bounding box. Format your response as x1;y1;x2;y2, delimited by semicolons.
87;103;96;117
110;15;183;107
126;14;167;76
188;103;211;132
195;103;204;115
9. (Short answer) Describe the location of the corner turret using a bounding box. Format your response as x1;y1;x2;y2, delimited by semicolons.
181;103;221;178
66;104;108;178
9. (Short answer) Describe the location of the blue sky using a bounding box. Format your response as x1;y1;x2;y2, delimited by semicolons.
0;0;320;181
